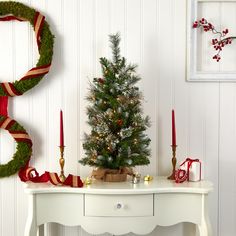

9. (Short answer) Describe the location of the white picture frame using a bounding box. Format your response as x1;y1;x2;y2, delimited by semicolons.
187;0;236;82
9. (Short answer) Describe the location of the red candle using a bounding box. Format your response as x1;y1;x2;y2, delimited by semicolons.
172;109;176;146
60;110;64;147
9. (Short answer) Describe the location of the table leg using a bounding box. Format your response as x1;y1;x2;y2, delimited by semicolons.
24;194;38;236
197;221;209;236
38;225;44;236
24;217;37;236
197;195;212;236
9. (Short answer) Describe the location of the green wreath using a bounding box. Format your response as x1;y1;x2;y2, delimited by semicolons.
0;1;54;95
0;115;32;177
0;1;54;177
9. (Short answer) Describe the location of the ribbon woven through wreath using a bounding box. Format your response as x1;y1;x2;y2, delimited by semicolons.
0;14;83;187
0;12;51;97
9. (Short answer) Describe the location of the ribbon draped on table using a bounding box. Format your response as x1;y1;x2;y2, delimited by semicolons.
19;162;83;187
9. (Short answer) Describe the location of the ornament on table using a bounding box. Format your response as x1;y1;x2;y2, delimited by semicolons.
144;175;153;182
175;158;202;183
131;172;141;184
84;177;92;185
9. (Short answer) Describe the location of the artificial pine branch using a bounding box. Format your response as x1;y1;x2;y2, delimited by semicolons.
110;33;121;64
79;33;151;170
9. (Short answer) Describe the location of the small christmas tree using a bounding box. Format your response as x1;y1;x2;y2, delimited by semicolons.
79;33;151;170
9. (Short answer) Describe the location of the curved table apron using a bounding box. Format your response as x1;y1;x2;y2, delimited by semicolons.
24;176;213;236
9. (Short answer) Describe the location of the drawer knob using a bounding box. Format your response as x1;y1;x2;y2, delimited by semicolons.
116;203;123;209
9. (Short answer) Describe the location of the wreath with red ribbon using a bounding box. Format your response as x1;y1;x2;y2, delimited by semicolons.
0;1;53;96
0;1;54;177
0;116;32;177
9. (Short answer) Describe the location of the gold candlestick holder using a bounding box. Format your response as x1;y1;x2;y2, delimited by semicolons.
167;145;177;180
59;146;66;183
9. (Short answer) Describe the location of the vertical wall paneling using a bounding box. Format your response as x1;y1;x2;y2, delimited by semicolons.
220;2;236;71
174;0;189;171
14;16;31;236
79;0;95;178
157;0;175;176
1;0;236;235
218;83;236;236
203;83;220;236
63;0;80;235
0;19;16;236
141;0;158;176
110;0;126;49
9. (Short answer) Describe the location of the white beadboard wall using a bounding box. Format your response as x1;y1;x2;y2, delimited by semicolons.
0;0;235;235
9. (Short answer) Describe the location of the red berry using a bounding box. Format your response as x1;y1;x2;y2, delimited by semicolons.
98;78;105;84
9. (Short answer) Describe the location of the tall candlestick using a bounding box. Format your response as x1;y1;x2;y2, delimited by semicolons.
60;110;64;147
172;110;176;146
59;146;66;183
168;109;177;180
59;110;65;183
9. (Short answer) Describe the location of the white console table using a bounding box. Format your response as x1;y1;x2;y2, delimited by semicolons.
24;176;213;236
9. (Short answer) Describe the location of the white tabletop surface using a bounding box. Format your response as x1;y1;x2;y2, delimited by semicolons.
24;176;213;195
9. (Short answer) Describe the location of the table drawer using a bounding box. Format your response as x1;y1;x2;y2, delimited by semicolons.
84;194;153;217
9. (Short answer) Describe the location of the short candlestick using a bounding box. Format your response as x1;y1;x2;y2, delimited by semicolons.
59;146;66;183
168;145;177;180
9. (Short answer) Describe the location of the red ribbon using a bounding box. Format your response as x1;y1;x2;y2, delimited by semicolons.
175;158;201;183
0;13;51;97
0;12;83;187
0;15;25;22
0;96;8;116
19;161;83;188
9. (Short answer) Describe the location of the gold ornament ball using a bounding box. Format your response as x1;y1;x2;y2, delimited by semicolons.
144;175;153;182
84;177;92;185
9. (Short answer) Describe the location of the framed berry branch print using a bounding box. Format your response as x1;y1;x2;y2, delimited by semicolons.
187;0;236;81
